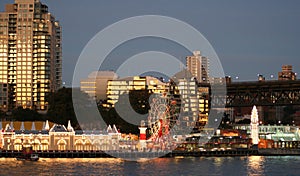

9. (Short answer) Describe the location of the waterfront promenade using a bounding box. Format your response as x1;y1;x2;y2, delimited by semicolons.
1;148;300;158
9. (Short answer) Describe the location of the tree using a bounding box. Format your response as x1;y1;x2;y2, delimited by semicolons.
0;110;6;119
11;107;43;121
99;107;139;134
46;87;83;129
128;90;152;114
98;90;153;134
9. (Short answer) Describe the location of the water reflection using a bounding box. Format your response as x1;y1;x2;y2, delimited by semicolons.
247;156;265;176
213;157;223;167
0;156;299;175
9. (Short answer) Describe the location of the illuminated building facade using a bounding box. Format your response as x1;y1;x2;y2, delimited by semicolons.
233;123;300;149
278;65;296;80
0;121;120;151
106;76;168;106
177;78;198;127
250;105;259;145
80;71;118;101
186;51;209;83
175;78;210;129
0;0;62;111
197;86;209;126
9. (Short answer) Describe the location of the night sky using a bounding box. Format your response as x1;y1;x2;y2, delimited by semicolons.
1;0;300;86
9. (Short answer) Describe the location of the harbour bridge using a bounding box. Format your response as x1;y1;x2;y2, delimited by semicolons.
201;80;300;108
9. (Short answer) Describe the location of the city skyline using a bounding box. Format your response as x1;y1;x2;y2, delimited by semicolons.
0;2;300;173
1;0;299;86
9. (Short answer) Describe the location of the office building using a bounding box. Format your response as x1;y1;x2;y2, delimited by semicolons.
175;78;209;129
80;71;118;101
177;78;198;127
0;0;62;111
106;76;168;106
171;70;210;129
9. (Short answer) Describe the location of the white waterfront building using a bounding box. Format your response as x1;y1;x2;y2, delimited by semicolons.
0;120;121;151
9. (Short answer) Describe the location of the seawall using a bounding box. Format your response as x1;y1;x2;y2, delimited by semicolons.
1;149;300;158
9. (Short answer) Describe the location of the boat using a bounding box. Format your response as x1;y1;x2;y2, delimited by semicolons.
16;154;39;161
16;147;39;161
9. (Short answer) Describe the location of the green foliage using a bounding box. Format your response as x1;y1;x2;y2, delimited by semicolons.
46;87;80;129
97;90;153;134
99;107;139;134
0;110;6;119
11;107;44;121
46;88;153;134
128;90;152;114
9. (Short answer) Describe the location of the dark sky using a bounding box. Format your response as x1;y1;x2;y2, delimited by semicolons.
1;0;300;86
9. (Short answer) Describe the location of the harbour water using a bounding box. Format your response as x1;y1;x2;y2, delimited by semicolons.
0;156;299;175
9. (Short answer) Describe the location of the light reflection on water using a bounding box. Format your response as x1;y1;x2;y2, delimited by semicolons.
0;156;299;175
247;156;265;176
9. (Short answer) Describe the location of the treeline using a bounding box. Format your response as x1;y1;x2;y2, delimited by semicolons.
3;87;297;133
0;87;79;129
0;88;152;134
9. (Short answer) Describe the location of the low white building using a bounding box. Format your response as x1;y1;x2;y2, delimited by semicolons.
0;121;120;151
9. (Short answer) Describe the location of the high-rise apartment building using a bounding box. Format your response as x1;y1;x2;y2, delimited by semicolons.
0;0;62;111
186;51;209;83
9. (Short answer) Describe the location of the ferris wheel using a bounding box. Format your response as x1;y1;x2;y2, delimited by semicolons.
148;94;180;142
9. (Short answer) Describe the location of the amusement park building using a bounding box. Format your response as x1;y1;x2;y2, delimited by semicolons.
0;121;120;151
